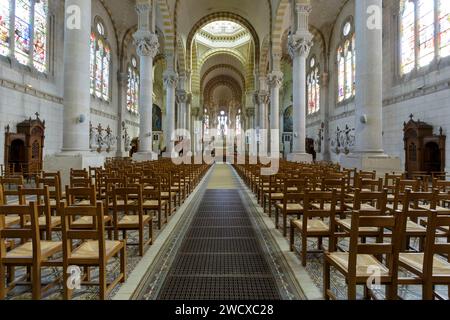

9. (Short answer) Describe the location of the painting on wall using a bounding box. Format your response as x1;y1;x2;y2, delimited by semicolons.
153;104;162;132
283;106;293;133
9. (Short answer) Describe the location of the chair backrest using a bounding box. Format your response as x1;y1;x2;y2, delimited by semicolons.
0;202;40;262
18;185;51;213
321;178;346;211
347;208;402;279
112;184;143;215
0;176;24;200
423;212;450;277
70;176;92;188
401;189;436;223
61;202;105;261
352;188;388;213
65;186;97;206
36;175;62;205
303;189;337;223
357;178;383;192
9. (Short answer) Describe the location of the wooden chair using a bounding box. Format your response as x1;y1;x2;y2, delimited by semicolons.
398;189;450;300
263;174;284;217
336;189;389;248
0;202;62;299
65;186;112;232
141;177;167;230
275;179;306;237
290;190;338;266
61;201;126;300
36;175;64;215
324;207;402;300
111;184;152;256
18;185;60;240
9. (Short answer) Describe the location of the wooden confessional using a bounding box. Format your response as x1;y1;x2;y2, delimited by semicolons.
403;115;446;176
4;114;45;175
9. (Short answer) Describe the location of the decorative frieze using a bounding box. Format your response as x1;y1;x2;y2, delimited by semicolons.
0;78;62;104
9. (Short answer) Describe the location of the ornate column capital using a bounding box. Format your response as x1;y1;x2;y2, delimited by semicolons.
133;30;159;58
288;32;313;59
163;70;179;89
176;90;192;104
267;71;284;89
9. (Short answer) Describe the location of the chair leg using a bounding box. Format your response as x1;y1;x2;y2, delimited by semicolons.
301;234;307;267
99;264;107;300
324;259;331;300
347;280;357;300
120;245;127;283
139;227;144;256
283;213;287;237
0;263;5;299
275;208;279;229
289;222;295;252
423;282;434;300
31;264;41;300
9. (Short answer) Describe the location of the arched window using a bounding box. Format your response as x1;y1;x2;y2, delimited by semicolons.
126;56;139;113
0;0;49;73
307;56;320;114
90;20;111;101
400;0;450;75
336;20;355;103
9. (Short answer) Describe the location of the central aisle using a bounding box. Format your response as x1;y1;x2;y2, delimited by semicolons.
157;164;282;300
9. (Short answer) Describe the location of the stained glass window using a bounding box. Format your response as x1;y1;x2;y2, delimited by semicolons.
418;0;435;67
400;0;450;75
439;0;450;57
33;0;47;72
127;57;140;113
89;21;111;102
400;0;416;74
336;19;355;104
307;56;320;114
14;0;31;65
0;0;48;72
0;0;10;56
337;47;345;102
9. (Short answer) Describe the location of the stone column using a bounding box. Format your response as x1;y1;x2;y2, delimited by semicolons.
62;0;92;152
132;2;159;161
163;69;178;158
44;0;104;186
246;108;257;156
340;0;401;173
287;3;313;163
116;72;128;157
267;69;283;156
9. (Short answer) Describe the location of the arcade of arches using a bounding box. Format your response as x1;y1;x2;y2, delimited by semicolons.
1;0;450;301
